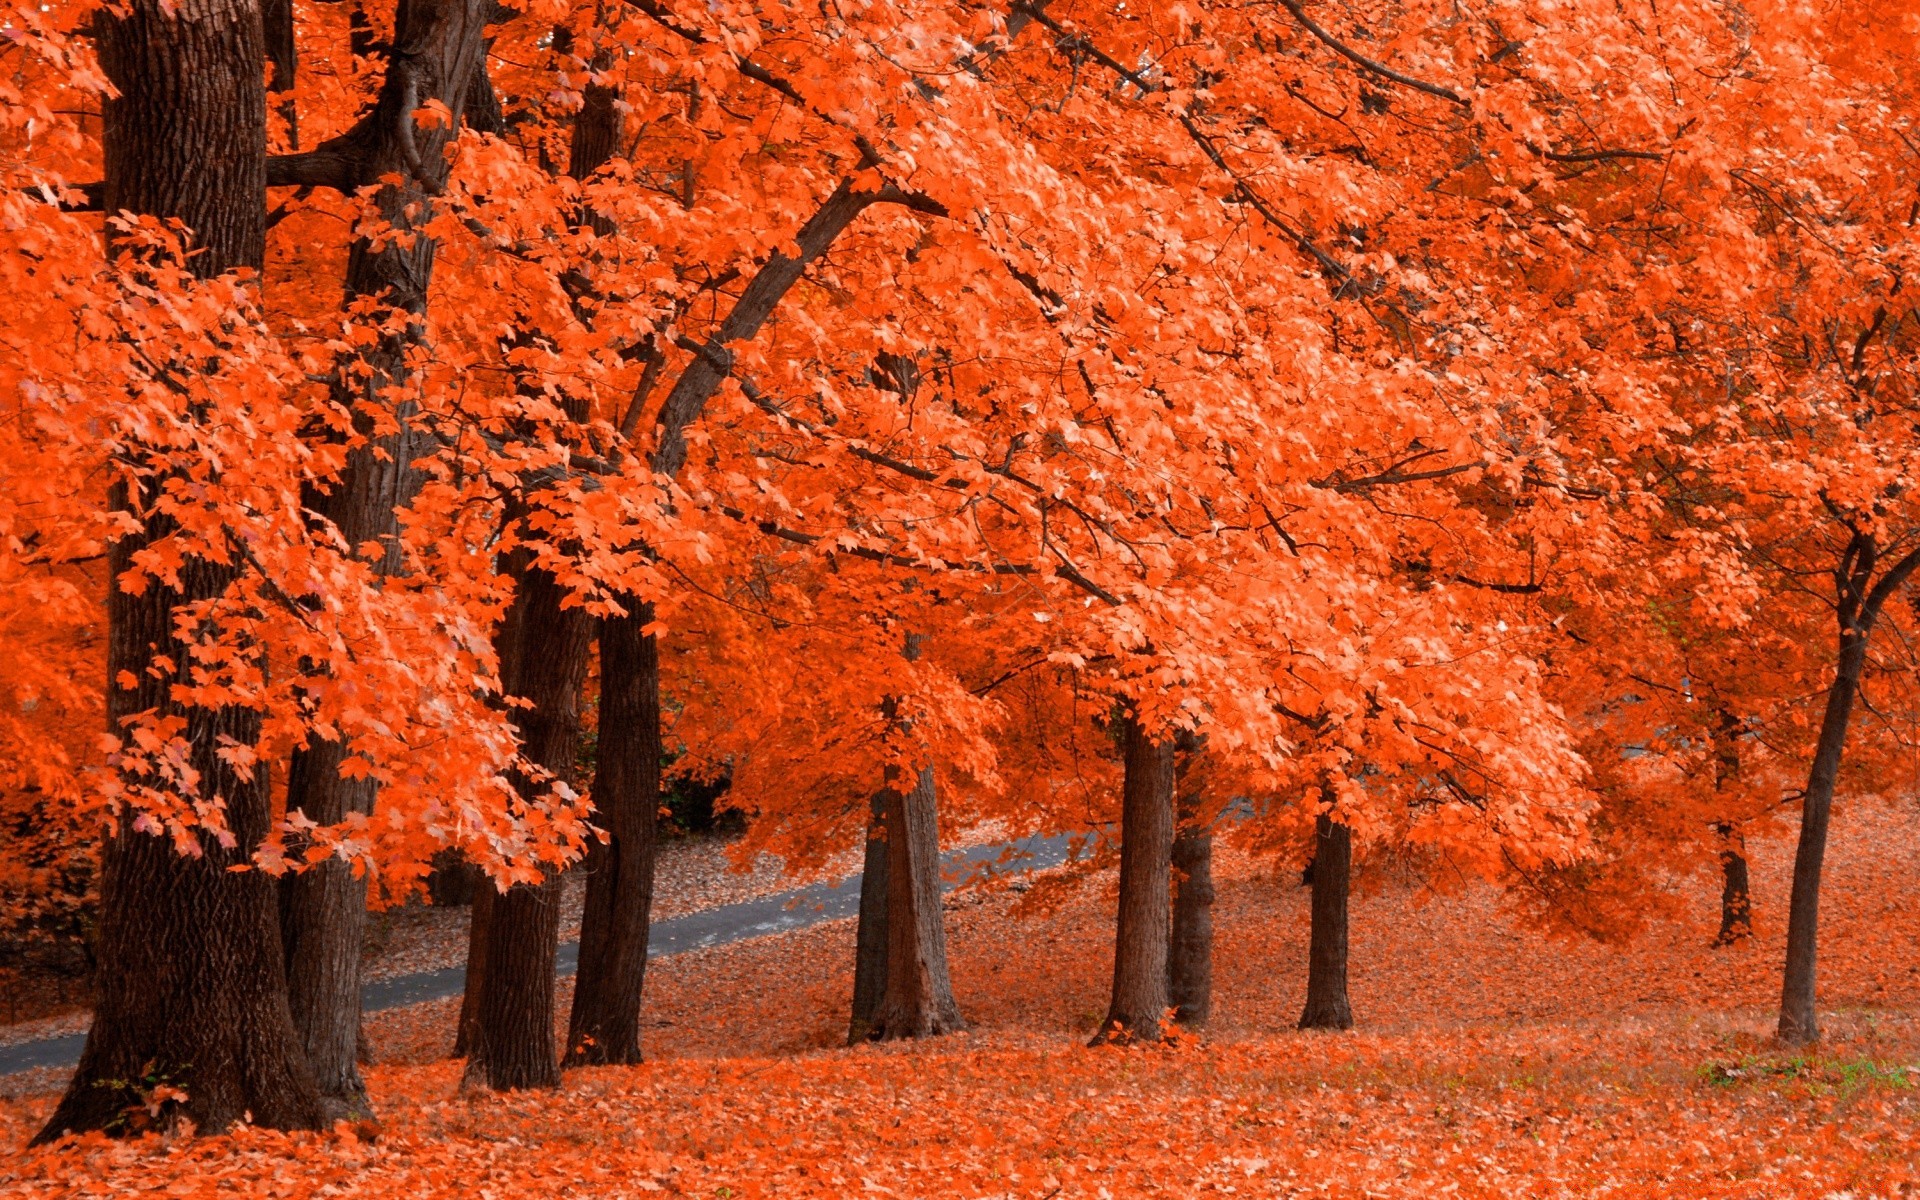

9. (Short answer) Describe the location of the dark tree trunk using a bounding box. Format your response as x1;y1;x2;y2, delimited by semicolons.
454;882;492;1058
565;603;661;1066
263;0;295;146
1299;812;1354;1030
37;0;326;1144
276;0;497;1116
1713;822;1753;947
1168;740;1213;1029
1093;712;1176;1045
427;850;481;906
847;790;891;1044
1778;627;1870;1044
872;767;965;1039
463;563;595;1090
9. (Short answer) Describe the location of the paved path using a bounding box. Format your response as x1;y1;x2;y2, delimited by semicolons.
0;833;1079;1077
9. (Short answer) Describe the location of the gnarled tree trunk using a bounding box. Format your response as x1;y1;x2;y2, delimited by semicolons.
565;603;661;1065
1298;812;1354;1030
37;0;325;1143
1168;737;1213;1029
1093;712;1175;1045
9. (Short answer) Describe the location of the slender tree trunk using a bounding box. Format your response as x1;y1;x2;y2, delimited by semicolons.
463;563;595;1090
37;0;325;1143
1093;712;1176;1045
1778;629;1870;1044
276;0;496;1117
1168;739;1213;1029
565;604;661;1065
1299;812;1354;1030
872;766;965;1039
454;883;492;1058
847;790;891;1044
1713;822;1753;947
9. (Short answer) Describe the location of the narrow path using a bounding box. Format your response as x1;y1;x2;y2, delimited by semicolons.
0;833;1078;1077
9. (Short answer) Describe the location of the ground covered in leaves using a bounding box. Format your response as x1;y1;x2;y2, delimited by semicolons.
4;801;1918;1197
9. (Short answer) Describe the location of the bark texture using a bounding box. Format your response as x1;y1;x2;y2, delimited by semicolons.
872;766;965;1039
1168;739;1213;1029
1093;713;1176;1045
1299;812;1354;1030
277;0;499;1116
38;0;326;1144
847;790;891;1044
565;604;661;1065
462;563;596;1090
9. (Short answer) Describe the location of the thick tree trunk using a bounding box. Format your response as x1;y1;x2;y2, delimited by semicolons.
1778;629;1870;1044
1713;822;1753;947
1093;713;1176;1045
1299;812;1354;1030
1168;740;1213;1029
278;756;372;1119
847;790;891;1044
565;603;661;1065
872;767;965;1040
276;0;497;1116
463;563;595;1090
37;0;326;1144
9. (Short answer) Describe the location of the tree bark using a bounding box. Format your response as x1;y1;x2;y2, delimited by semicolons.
847;790;891;1044
565;603;661;1065
277;0;498;1117
1299;812;1354;1030
1713;822;1753;948
454;882;492;1058
872;766;965;1039
462;563;596;1090
1168;738;1213;1029
37;0;326;1143
262;0;295;146
1778;627;1870;1044
1093;712;1176;1045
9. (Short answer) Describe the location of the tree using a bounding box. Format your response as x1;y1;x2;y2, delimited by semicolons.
276;0;500;1119
1093;711;1177;1045
36;0;325;1141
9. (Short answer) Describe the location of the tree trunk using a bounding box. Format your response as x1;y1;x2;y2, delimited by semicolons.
276;0;496;1117
1713;822;1753;947
847;790;891;1044
454;882;492;1058
872;767;965;1039
1093;712;1176;1045
463;563;596;1090
1299;812;1354;1030
1168;741;1213;1029
565;603;661;1066
1778;628;1870;1044
37;0;326;1143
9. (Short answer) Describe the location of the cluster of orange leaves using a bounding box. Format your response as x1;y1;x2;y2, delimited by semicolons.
0;0;1909;939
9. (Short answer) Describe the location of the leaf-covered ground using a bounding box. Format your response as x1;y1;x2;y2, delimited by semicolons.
5;800;1918;1197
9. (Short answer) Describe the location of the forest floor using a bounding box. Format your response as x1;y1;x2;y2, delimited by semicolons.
4;799;1919;1197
